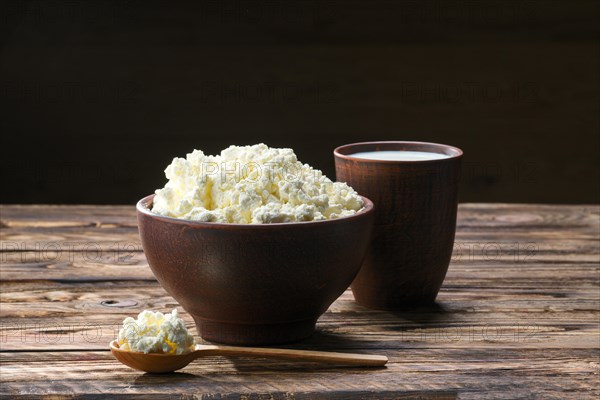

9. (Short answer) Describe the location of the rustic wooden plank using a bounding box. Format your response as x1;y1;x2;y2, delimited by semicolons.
2;282;599;316
1;278;598;313
2;205;598;252
1;324;598;352
0;350;598;399
1;285;598;351
0;226;142;251
2;233;598;255
1;256;598;282
3;348;598;367
0;205;137;227
2;268;598;313
0;253;154;282
2;204;598;229
2;229;598;254
0;204;598;398
1;298;598;327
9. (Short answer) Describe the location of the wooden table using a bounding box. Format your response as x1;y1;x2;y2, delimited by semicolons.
1;204;598;399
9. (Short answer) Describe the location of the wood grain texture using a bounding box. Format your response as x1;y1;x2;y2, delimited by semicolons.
0;204;599;398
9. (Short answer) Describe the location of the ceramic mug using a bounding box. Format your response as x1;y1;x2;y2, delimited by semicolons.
334;141;463;309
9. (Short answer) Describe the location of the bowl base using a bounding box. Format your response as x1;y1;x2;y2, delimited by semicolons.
194;318;317;346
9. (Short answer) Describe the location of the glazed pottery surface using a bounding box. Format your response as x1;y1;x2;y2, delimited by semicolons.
137;194;374;345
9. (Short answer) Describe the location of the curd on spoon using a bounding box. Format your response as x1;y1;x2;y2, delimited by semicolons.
117;309;195;355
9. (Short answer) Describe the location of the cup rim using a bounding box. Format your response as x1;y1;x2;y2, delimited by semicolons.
137;194;374;229
334;141;463;164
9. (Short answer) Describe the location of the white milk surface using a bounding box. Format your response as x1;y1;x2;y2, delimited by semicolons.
348;150;451;161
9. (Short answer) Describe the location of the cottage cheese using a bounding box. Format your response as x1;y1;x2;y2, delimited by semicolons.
151;143;364;223
117;309;195;354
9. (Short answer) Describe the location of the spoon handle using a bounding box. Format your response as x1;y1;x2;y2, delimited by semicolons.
197;345;388;366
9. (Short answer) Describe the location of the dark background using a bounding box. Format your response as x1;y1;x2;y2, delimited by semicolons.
1;0;598;205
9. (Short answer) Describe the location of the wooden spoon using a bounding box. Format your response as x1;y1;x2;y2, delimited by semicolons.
110;340;387;373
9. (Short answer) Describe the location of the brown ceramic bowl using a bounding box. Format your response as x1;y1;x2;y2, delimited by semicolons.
136;194;374;345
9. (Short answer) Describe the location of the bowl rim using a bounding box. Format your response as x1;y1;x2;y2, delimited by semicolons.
334;140;463;164
137;194;374;229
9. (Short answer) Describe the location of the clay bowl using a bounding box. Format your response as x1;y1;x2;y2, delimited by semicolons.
136;194;375;345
